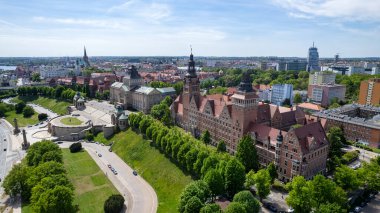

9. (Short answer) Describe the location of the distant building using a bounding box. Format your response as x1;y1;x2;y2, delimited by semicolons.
271;84;293;106
347;66;365;76
83;46;91;67
309;72;336;85
277;60;307;71
259;62;268;70
358;78;380;106
371;67;380;75
308;84;346;107
314;104;380;148
110;66;174;113
306;43;320;72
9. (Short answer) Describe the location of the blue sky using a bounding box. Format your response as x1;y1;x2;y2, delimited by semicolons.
0;0;379;57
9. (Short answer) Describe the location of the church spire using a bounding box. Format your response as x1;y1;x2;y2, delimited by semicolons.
186;48;196;78
84;46;87;58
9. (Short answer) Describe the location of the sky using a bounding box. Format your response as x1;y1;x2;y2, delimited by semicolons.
0;0;379;57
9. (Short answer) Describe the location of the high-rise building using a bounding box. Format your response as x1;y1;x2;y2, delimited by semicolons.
270;84;293;106
83;46;91;67
358;78;380;106
307;42;320;72
309;72;336;85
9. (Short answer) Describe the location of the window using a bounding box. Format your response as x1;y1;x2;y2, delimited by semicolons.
285;160;287;166
284;169;286;175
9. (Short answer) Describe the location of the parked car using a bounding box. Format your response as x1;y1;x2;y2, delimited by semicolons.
133;170;138;176
109;148;112;152
113;170;118;175
354;206;362;213
107;164;111;168
263;202;278;212
98;153;102;157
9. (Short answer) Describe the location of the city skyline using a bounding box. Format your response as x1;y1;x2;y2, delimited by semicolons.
0;0;379;57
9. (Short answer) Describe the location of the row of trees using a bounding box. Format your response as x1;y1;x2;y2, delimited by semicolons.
128;112;267;212
15;101;35;118
2;140;75;212
17;85;79;101
150;96;173;126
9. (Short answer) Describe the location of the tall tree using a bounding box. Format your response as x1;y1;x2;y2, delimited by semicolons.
286;176;313;213
178;180;210;213
203;169;225;200
253;169;271;201
184;196;204;213
233;190;260;213
224;158;246;197
236;135;259;172
294;93;302;104
2;164;32;200
225;202;247;213
200;203;221;213
267;162;278;184
201;130;211;146
217;140;227;152
334;165;360;192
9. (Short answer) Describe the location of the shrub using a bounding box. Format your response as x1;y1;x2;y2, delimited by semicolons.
15;101;26;114
85;132;94;141
23;106;35;118
272;180;288;192
69;142;82;153
341;151;359;164
38;113;48;121
104;194;125;213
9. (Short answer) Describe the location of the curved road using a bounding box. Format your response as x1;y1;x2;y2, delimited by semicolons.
60;142;158;213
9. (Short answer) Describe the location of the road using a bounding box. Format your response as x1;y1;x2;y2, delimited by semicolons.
0;119;25;196
28;103;59;118
343;146;380;163
60;142;158;213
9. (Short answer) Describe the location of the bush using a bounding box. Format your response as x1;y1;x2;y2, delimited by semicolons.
23;106;35;118
69;142;82;153
272;180;288;192
104;194;125;213
38;113;48;121
85;132;94;141
341;151;359;164
15;101;26;114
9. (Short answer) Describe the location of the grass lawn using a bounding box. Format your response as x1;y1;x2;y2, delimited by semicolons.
12;96;71;115
62;149;118;213
61;117;83;126
106;129;194;213
5;110;39;127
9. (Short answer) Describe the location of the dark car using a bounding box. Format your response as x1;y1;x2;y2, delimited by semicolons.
109;148;112;152
133;170;138;176
264;203;278;212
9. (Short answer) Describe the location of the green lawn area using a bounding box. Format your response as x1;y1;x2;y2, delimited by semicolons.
62;149;119;213
106;129;194;213
5;110;39;127
61;117;83;125
12;96;71;115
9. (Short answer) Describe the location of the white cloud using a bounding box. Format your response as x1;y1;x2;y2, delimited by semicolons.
288;12;313;19
106;0;171;23
273;0;380;21
32;16;133;30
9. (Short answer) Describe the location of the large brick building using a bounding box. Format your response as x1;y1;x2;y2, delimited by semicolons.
171;53;329;181
314;104;380;148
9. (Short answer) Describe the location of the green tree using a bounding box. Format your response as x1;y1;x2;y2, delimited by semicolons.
15;101;26;114
217;141;227;152
201;155;219;177
236;135;259;172
309;175;347;210
334;165;360;191
286;176;313;213
233;190;260;213
104;194;125;213
203;169;224;200
201;130;211;146
225;202;247;213
314;203;343;213
178;180;210;213
184;196;204;213
194;151;208;176
224;158;245;197
31;185;74;213
244;170;255;189
282;98;291;106
38;113;48;121
31;72;41;82
26;140;62;166
2;163;31;200
200;203;221;213
328;127;345;161
329;103;341;109
253;169;271;201
357;158;380;192
27;161;67;189
267;162;278;184
23;105;35;118
294;93;302;104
